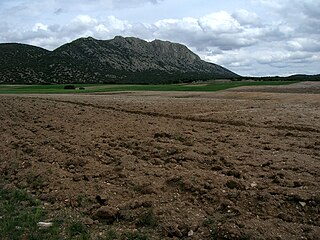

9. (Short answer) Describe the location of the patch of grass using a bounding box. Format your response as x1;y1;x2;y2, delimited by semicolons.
0;84;101;94
99;229;150;240
76;195;93;208
0;186;62;240
136;210;158;229
101;228;118;240
240;233;253;240
0;186;96;239
64;85;76;90
123;232;150;240
0;81;298;94
26;173;45;190
68;221;90;240
203;217;218;239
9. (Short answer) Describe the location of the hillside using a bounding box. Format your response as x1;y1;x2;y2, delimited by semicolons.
0;43;50;84
0;36;239;84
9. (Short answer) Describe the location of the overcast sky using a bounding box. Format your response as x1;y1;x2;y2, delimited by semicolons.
0;0;319;76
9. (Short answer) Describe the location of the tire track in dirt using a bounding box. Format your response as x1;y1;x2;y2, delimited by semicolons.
5;96;317;163
30;97;320;134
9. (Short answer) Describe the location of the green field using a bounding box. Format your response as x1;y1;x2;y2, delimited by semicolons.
0;81;297;94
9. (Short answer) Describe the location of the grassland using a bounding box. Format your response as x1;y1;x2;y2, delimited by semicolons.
0;81;297;94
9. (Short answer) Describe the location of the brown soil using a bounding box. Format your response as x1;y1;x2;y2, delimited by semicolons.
1;82;320;239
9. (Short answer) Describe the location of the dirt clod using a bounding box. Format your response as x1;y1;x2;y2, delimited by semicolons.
92;206;118;223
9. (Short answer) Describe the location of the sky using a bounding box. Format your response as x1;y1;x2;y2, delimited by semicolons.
0;0;319;76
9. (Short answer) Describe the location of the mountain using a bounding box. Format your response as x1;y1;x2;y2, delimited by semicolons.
0;36;239;84
286;74;320;81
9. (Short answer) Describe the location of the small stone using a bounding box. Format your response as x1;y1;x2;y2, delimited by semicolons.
299;201;306;207
250;182;257;188
188;230;194;237
83;217;94;225
37;222;53;228
68;164;75;169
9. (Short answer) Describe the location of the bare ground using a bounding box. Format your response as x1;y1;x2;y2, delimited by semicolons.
1;82;320;239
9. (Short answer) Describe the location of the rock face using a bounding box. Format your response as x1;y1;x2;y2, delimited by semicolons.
0;36;239;84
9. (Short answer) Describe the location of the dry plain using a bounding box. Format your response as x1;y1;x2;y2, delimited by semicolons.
0;82;320;239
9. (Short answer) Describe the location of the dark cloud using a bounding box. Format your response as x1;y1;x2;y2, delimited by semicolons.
54;8;63;15
301;1;320;19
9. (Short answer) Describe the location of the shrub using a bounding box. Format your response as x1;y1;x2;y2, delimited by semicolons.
64;85;76;90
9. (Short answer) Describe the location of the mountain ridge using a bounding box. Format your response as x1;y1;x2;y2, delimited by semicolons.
1;36;239;84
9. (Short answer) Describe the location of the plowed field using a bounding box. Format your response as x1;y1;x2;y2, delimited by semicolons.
1;82;319;239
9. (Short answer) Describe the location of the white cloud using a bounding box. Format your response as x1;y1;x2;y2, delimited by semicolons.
153;12;261;51
232;9;260;26
155;17;200;32
71;15;98;30
95;24;109;34
287;38;320;52
32;23;48;32
105;16;131;31
198;11;241;34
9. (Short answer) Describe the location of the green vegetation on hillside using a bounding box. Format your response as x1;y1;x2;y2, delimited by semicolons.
0;81;297;94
